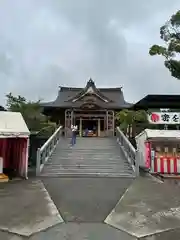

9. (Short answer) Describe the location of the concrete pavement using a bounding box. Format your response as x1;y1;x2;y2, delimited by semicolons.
42;177;133;222
29;223;136;240
105;175;180;239
0;223;135;240
2;223;180;240
0;180;63;237
2;175;180;239
0;231;24;240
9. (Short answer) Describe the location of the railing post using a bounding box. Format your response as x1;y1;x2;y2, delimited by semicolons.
36;148;41;176
116;126;137;175
35;125;62;176
135;149;140;176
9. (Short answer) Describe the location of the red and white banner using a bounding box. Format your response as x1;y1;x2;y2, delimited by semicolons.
151;157;180;174
148;112;180;124
145;142;151;168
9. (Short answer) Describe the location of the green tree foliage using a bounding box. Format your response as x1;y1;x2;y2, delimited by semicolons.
149;10;180;79
6;93;56;136
116;109;148;133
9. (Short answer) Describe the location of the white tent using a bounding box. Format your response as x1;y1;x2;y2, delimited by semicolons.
0;111;30;179
0;111;30;137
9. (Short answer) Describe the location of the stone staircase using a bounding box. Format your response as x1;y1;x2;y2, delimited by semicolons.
40;137;135;178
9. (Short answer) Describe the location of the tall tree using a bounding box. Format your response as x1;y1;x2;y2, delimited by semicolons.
116;109;148;135
6;93;56;135
149;10;180;79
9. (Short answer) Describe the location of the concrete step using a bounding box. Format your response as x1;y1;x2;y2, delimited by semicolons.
42;167;133;173
44;164;132;168
41;172;135;178
41;137;135;178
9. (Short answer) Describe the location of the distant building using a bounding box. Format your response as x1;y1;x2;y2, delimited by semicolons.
42;78;132;137
131;94;180;136
132;95;180;110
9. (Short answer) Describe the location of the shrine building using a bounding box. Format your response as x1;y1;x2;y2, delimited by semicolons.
132;94;180;110
42;78;132;137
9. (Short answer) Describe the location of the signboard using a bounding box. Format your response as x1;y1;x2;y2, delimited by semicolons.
148;112;180;124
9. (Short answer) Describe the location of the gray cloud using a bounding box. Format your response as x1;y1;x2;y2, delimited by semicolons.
0;0;180;105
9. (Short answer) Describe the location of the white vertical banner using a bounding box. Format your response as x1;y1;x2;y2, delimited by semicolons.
0;157;3;174
148;112;180;124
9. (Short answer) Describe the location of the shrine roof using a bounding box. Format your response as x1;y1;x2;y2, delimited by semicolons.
42;79;132;109
132;94;180;110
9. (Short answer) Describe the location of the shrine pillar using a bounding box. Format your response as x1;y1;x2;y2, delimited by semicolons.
80;117;82;137
98;118;101;137
65;109;73;137
106;110;115;137
106;110;108;136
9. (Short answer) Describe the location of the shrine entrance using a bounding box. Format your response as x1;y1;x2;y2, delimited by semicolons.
79;118;98;137
64;109;114;137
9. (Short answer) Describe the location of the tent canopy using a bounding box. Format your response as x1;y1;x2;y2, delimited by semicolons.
0;111;30;137
136;129;180;141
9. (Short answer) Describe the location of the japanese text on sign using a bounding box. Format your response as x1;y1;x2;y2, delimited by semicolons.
148;112;180;124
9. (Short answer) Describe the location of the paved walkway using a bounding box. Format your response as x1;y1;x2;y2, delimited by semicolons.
0;180;63;237
2;175;180;239
42;177;133;222
105;175;180;239
0;177;134;240
2;138;180;239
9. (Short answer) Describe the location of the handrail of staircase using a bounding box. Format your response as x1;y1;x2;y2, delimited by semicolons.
36;125;62;175
116;127;139;176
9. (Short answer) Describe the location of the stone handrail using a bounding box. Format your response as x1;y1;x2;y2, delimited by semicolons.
116;127;139;176
36;125;62;175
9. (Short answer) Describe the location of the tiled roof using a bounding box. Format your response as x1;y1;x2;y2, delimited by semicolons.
132;94;180;109
42;79;132;109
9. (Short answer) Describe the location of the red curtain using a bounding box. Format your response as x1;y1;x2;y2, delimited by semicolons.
0;139;8;168
0;138;28;177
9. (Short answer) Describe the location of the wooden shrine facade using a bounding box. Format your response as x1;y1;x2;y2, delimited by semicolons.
65;108;114;137
42;79;132;137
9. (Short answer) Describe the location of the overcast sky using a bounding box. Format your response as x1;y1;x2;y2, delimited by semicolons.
0;0;180;105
